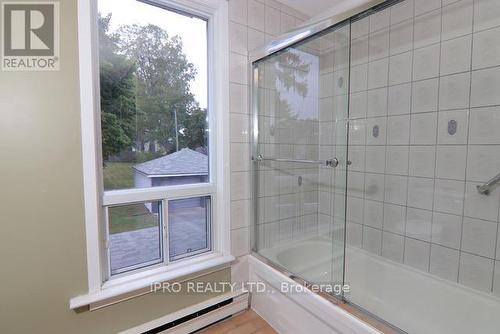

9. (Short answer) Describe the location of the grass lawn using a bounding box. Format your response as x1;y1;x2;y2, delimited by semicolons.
109;203;159;234
103;162;134;190
104;162;158;234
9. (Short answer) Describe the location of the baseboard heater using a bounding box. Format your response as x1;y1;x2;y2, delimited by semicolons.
121;291;249;334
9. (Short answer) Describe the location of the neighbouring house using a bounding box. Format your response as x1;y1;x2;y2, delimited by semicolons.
133;148;208;212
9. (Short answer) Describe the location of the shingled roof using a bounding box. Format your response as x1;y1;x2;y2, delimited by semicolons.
133;148;208;177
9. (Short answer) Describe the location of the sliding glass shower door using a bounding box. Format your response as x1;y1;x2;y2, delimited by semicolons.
252;22;350;288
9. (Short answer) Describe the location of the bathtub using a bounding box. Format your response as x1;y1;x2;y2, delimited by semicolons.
252;237;500;334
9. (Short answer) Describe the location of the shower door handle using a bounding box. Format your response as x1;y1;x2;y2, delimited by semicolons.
327;158;339;168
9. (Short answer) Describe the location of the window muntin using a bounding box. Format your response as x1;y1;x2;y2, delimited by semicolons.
97;0;213;279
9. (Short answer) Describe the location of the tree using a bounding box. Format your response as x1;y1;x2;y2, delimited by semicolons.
118;24;202;155
98;14;137;160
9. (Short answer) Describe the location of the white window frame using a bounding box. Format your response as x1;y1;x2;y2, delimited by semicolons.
71;0;232;310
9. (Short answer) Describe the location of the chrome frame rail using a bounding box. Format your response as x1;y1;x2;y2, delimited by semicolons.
477;173;500;195
254;155;339;167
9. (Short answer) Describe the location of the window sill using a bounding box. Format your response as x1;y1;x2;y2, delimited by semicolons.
69;253;235;310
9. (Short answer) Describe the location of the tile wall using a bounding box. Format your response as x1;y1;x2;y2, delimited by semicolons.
228;0;309;259
346;0;500;295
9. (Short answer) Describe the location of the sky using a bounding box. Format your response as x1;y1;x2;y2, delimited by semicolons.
98;0;208;109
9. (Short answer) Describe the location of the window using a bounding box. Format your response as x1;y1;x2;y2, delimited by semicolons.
74;0;230;307
96;0;216;279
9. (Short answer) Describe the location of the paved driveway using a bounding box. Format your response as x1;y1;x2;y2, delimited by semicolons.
109;207;208;273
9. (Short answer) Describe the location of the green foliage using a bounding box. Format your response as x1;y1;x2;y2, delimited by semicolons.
98;14;207;163
98;15;137;160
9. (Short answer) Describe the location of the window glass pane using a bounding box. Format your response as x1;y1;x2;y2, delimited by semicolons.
168;196;211;261
98;0;209;191
108;202;163;275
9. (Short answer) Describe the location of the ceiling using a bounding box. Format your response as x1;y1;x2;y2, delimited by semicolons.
280;0;346;18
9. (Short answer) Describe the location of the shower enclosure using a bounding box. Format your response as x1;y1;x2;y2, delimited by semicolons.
251;0;500;333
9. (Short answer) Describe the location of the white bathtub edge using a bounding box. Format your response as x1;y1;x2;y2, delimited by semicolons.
248;255;381;334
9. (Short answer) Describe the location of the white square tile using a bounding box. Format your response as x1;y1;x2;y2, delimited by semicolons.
404;238;430;271
367;88;388;117
430;244;460;281
231;227;250;257
387;115;410;145
365;117;387;146
280;13;295;34
390;19;414;55
466;145;500;183
384;203;407;235
415;0;441;16
230;83;249;115
231;143;250;172
348;146;366;172
406;207;432;241
370;8;390;32
464;182;500;222
265;6;281;36
347;197;364;224
230;113;250;142
229;22;248;54
391;0;414;25
347;221;363;247
474;0;500;32
439;72;471;111
412;78;439;113
231;171;251;200
388;83;411;115
462;217;498;258
347;171;365;199
432;212;462;249
230;52;248;85
385;175;408;206
414;9;442;49
386;146;409;175
365;146;385;173
365;173;385;201
364;200;384;229
350;92;368;119
471;67;500;107
382;232;405;262
368;58;389;89
434;179;465;214
363;226;383;255
442;0;473;40
473;26;500;70
413;44;440;81
351;63;368;92
469;106;500;144
232;200;251;229
408;177;435;210
351;36;369;66
248;28;266;52
229;0;247;25
369;28;390;61
389;52;413;85
349;119;366;145
437;109;469;144
440;35;472;75
409;146;436;178
459;252;494;292
435;146;467;180
410;112;438;145
248;0;266;31
352;17;369;39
